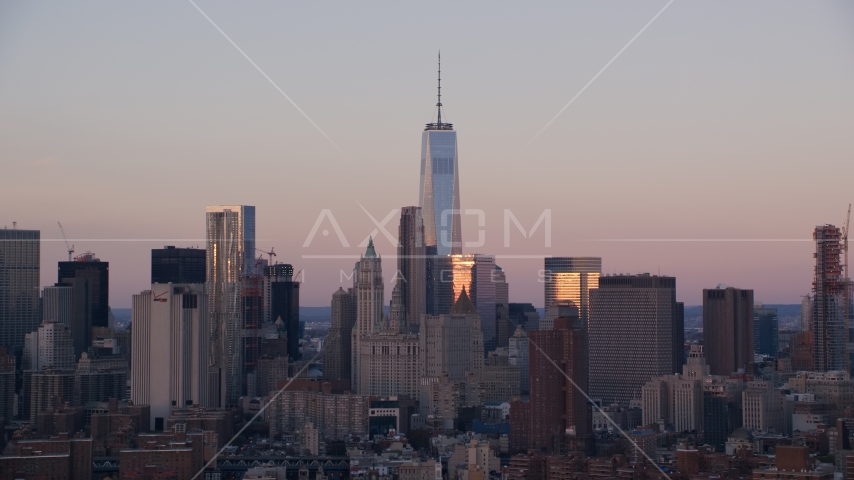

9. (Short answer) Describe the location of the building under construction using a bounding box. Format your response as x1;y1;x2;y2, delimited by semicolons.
812;225;851;373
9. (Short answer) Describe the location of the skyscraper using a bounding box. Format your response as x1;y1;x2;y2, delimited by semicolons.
543;257;601;329
432;253;501;350
351;238;384;392
130;290;152;409
508;303;540;331
131;284;211;430
641;345;710;432
529;314;592;454
359;282;421;397
58;252;109;328
471;254;497;350
419;54;461;256
434;254;474;315
324;287;356;382
0;349;14;426
494;265;509;306
42;285;72;326
812;225;849;372
241;277;263;396
753;305;779;358
420;288;484;383
206;205;255;407
703;285;754;375
397;206;425;331
0;227;40;352
151;246;206;284
508;326;530;394
589;274;683;407
23;321;75;371
266;264;300;361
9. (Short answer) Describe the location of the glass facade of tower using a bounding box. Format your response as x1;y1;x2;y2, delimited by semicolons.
419;130;461;256
543;257;601;327
435;254;475;315
205;205;255;407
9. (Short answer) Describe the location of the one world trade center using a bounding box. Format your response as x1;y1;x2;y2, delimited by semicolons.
419;53;462;256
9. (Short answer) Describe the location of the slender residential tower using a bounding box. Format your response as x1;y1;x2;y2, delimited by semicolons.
206;205;255;407
419;53;462;256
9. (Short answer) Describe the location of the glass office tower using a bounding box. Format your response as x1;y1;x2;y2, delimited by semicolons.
420;130;461;255
419;54;462;256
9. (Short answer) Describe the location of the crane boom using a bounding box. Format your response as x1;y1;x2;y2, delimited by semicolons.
57;222;74;261
255;247;276;264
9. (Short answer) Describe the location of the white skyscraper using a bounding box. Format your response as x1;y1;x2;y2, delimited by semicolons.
206;205;255;406
131;284;211;430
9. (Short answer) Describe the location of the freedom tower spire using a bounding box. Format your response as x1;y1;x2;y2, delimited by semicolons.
420;52;462;256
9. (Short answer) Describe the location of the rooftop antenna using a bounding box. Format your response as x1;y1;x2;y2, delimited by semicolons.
437;51;443;126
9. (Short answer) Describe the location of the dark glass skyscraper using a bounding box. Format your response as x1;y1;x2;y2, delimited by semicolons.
397;207;425;331
753;305;779;357
58;253;109;328
419;54;461;256
151;246;206;284
266;264;300;361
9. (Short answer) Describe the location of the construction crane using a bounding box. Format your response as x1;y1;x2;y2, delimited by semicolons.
57;222;74;261
294;269;303;283
255;247;276;264
844;204;851;376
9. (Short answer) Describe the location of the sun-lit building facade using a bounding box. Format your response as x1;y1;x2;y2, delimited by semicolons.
543;257;601;328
